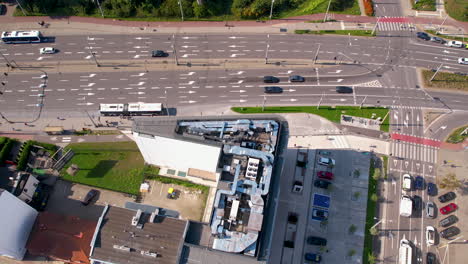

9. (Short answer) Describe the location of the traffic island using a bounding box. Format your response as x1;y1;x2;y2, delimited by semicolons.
420;69;468;91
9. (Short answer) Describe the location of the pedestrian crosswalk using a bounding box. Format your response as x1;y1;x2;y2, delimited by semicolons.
327;135;350;149
391;141;438;163
377;22;416;32
354;80;383;87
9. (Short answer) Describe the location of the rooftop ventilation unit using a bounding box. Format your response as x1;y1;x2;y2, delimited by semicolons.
141;250;159;258
113;245;131;252
246;158;260;180
149;208;159;223
132;209;142;226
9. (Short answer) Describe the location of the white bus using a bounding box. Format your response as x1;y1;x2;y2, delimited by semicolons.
400;195;413;217
399;239;413;264
99;102;162;116
1;30;42;44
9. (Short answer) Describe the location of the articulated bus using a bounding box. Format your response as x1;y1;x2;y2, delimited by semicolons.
99;103;163;116
399;239;413;264
1;30;42;44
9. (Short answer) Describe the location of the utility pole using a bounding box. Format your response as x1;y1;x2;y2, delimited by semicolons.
371;17;380;36
323;0;332;22
313;44;321;64
360;95;367;109
15;0;26;16
430;64;443;82
165;89;169;116
178;0;184;21
269;0;275;20
95;0;104;17
436;15;449;34
262;95;267;111
317;92;324;109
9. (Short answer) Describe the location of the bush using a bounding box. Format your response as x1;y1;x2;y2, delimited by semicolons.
16;141;33;171
146;174;209;194
0;138;13;162
363;0;374;16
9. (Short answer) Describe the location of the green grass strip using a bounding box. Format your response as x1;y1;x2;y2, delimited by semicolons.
295;29;376;37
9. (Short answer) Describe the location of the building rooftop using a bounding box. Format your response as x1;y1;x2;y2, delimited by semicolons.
90;206;188;264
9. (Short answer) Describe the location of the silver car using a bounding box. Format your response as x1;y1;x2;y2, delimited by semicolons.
426;201;435;218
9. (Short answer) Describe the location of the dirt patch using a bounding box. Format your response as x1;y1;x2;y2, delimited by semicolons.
142;180;207;221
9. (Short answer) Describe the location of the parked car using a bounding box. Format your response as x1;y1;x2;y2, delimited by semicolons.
318;150;331;156
446;40;463;48
413;195;422;211
427;182;437;196
439;203;457;215
426;252;437;264
430;36;446;44
263;75;280;83
82;189;99;205
426;226;436;245
414;176;424;190
306;236;327;246
438;192;456;203
289;75;305;82
264;86;283;94
439;215;458;228
304;253;322;263
151;50;167;57
458;58;468;65
440;226;460;239
0;4;6;15
426;201;436;218
318;157;335;166
314;180;331;189
312;208;328;221
416;32;430;40
402;174;412;191
39;47;56;54
317;171;333;180
335;86;353;93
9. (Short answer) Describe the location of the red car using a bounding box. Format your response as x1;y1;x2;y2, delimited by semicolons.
317;171;333;180
440;203;457;215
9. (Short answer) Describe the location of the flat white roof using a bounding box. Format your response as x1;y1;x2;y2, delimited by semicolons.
127;103;162;112
1;30;41;38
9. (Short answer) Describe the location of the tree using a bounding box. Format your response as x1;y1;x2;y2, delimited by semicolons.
368;252;377;264
369;226;378;236
348;224;357;234
438;173;463;190
372;168;381;180
370;193;378;202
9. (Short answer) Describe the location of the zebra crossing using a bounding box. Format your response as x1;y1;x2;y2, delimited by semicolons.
354;80;383;87
327;135;350;149
391;141;438;163
377;22;416;32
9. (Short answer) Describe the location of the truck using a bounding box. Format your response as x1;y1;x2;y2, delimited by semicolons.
400;195;413;217
399;238;413;264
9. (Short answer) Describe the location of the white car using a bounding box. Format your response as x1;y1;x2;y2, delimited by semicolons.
402;174;412;191
445;40;463;48
39;47;56;54
458;58;468;65
426;226;436;245
318;157;335;166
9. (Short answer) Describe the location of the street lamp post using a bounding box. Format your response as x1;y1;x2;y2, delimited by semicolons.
313;44;321;64
178;0;184;21
430;64;443;82
323;0;332;22
95;0;105;17
15;0;26;16
269;0;275;20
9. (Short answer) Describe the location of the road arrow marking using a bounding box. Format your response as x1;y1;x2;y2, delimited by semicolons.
441;125;447;130
328;70;343;73
182;36;198;39
229;71;245;75
229;36;245;39
129;82;146;86
180;100;197;103
393;160;398;166
405;161;409;168
237;80;244;84
181;54;197;58
79;83;96;87
230;53;246;57
286;89;296;92
229;45;246;48
442;50;453;54
181;45;197;48
180;72;196;76
428;165;433;172
133;46;148;49
134;37;150;40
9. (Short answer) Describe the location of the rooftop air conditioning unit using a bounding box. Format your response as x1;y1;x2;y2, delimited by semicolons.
132;209;142;226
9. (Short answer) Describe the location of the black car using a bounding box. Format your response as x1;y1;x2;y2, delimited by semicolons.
289;75;305;82
417;32;430;41
438;191;456;203
426;252;437;264
306;236;327;246
82;189;99;205
314;179;331;189
430;36;446;44
336;86;353;93
264;86;283;94
427;182;437;196
152;50;167;57
263;76;280;83
439;215;458;228
414;176;424;190
0;4;6;15
440;226;460;239
412;195;422;211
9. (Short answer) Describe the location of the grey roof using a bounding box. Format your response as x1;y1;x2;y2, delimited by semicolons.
90;206;188;264
179;244;265;264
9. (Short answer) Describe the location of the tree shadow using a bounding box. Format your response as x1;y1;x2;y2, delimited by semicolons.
86;160;118;178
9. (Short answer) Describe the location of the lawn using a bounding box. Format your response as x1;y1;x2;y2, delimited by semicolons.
363;158;378;264
445;0;468;22
61;141;145;195
278;0;361;18
421;69;468;91
446;125;468;143
295;29;376;37
232;106;390;132
424;30;467;42
412;0;436;11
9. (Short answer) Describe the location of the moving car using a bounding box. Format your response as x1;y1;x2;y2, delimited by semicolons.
317;171;333;180
458;58;468;65
289;75;305;82
440;226;460;239
414;176;424;190
426;201;436;218
82;189;99;205
335;86;353;93
438;191;456;203
439;203;457;215
426;252;437;264
430;36;446;44
39;47;56;54
306;236;327;246
304;253;322;263
427;182;437;196
402;174;412;191
446;40;463;48
416;32;430;40
318;157;335;166
263;75;280;83
439;215;458;228
425;226;436;245
312;208;328;221
264;86;283;94
314;180;331;189
151;50;167;57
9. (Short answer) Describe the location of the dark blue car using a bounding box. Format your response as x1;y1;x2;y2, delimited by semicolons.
427;182;437;196
415;176;424;190
305;253;322;263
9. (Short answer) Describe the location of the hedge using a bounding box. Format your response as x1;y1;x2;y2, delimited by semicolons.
30;140;58;154
0;138;13;163
16;141;33;171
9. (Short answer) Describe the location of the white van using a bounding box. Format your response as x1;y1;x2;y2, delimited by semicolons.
446;40;463;48
400;195;413;217
399;239;413;264
402;174;412;191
